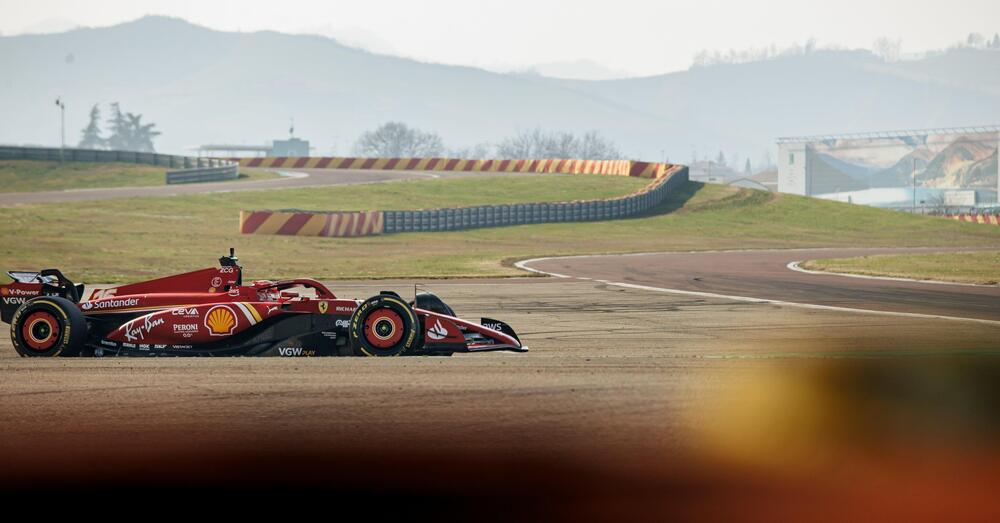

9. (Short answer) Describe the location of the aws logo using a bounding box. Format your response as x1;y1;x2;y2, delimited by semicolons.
205;305;238;336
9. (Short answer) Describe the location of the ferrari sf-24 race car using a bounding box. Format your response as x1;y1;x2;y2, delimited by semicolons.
1;249;526;357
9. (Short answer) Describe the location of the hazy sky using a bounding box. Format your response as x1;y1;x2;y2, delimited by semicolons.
2;0;998;76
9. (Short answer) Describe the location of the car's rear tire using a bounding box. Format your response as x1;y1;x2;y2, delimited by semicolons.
10;296;87;357
350;294;421;357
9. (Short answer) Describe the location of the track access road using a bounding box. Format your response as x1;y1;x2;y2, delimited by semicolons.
521;247;1000;322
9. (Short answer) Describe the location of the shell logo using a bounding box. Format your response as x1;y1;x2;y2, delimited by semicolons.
205;306;237;336
0;287;7;296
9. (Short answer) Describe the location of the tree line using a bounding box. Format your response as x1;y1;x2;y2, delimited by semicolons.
692;31;1000;67
78;103;161;152
353;122;622;160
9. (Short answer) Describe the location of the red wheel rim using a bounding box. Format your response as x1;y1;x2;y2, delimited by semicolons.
364;309;404;349
22;311;60;351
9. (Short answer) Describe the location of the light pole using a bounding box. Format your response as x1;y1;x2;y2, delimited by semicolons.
911;157;916;213
55;97;66;163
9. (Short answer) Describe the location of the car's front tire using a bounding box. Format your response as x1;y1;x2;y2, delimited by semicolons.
10;296;87;357
350;294;421;357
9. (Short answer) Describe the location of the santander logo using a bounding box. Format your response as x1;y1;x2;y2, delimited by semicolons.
427;319;449;340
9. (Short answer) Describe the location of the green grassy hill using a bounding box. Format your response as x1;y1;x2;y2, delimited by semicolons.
1;177;997;282
0;160;276;192
0;160;168;192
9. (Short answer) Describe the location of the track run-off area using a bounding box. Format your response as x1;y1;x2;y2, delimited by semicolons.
518;247;1000;323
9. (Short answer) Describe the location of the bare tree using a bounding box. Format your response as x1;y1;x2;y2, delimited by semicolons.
803;37;818;54
690;39;824;68
496;129;544;159
577;131;621;160
966;33;986;49
353;122;444;157
496;129;621;160
448;143;494;159
873;37;902;62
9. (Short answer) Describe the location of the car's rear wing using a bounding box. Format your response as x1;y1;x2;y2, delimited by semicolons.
8;271;42;283
1;269;84;323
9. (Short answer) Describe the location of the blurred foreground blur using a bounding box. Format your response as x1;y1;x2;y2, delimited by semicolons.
3;356;999;520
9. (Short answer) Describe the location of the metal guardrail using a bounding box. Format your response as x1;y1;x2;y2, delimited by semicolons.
0;145;239;185
382;166;688;233
165;164;240;184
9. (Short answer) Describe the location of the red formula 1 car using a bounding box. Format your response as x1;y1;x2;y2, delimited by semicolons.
1;250;527;357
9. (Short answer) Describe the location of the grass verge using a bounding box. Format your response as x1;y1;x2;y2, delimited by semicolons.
1;179;998;283
801;252;1000;285
0;160;278;192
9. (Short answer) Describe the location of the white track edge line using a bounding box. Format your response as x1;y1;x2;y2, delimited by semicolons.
515;257;1000;326
276;170;310;179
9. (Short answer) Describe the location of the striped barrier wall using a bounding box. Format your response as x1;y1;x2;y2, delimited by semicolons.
240;163;688;238
950;214;1000;226
239;210;384;237
236;156;638;176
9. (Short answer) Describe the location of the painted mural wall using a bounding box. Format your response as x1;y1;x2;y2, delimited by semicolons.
802;132;998;205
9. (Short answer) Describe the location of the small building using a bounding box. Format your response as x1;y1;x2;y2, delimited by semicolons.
270;137;310;157
197;137;311;158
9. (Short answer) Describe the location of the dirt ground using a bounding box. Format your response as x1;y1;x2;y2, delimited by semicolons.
2;278;999;517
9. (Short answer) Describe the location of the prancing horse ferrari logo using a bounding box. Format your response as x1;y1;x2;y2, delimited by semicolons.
318;302;328;314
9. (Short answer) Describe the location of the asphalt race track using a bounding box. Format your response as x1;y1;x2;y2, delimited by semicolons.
0;168;525;205
1;274;999;515
521;247;1000;323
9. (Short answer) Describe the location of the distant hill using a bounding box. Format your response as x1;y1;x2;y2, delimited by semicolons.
1;16;998;160
526;59;633;81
